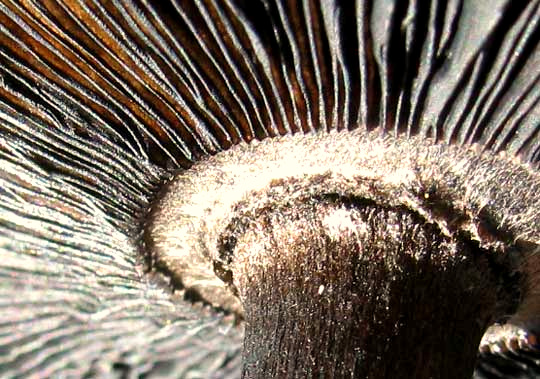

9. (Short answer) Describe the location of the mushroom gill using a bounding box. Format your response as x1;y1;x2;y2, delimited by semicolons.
0;1;539;378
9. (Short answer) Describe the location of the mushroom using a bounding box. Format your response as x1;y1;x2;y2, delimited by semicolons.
0;1;539;378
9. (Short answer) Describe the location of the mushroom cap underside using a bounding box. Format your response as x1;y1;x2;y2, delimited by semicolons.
0;0;540;378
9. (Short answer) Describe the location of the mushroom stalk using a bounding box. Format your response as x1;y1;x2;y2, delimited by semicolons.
147;130;533;378
230;199;502;378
